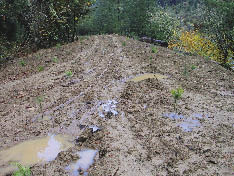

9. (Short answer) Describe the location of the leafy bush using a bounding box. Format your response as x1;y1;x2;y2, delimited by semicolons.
145;7;180;41
0;0;92;49
200;0;234;66
77;0;155;37
169;30;228;63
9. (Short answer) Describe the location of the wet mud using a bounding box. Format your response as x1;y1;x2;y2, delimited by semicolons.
0;34;233;176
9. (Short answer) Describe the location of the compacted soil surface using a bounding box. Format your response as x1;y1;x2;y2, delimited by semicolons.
0;35;233;176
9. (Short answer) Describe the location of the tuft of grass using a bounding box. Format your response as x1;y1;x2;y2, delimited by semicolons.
38;66;44;72
79;35;89;41
52;57;58;63
151;46;158;54
183;64;189;76
56;43;61;49
149;56;153;62
171;87;184;112
122;41;126;46
12;162;31;176
65;70;73;77
20;60;26;67
191;65;197;70
36;96;44;116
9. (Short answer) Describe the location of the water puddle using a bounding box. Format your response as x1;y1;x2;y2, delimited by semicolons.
163;113;207;132
66;149;98;176
0;134;74;175
179;118;201;132
163;112;184;120
129;73;167;82
98;100;118;118
89;125;100;133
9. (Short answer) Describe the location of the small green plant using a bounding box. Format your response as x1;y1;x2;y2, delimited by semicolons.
183;64;189;76
204;56;210;61
122;41;126;46
79;36;88;41
12;162;31;176
56;43;61;49
171;87;184;112
38;66;44;72
65;70;73;77
20;60;26;67
149;56;153;62
191;65;197;70
151;46;158;54
36;96;44;116
52;57;58;63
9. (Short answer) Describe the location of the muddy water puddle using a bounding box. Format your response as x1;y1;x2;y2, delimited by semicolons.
0;134;74;175
129;73;167;82
66;149;98;176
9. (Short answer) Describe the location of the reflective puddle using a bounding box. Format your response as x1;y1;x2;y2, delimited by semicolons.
163;112;184;120
89;125;100;133
129;73;167;82
179;118;201;132
0;134;74;175
66;149;98;176
163;113;206;132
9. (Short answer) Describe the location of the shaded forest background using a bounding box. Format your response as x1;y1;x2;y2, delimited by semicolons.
0;0;233;70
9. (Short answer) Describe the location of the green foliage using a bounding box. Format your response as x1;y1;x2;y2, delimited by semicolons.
56;44;61;49
65;70;73;77
146;7;181;42
12;162;31;176
201;0;234;65
52;57;58;63
38;66;44;72
171;87;184;112
36;96;44;113
149;56;153;62
191;65;197;70
20;60;26;67
36;96;43;104
171;88;184;101
122;41;126;46
77;0;154;36
121;0;154;36
183;64;189;77
0;0;92;50
151;46;158;54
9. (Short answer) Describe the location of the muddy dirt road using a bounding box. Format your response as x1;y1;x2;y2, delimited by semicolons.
0;35;233;175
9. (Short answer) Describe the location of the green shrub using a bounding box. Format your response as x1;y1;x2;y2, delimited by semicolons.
12;162;31;176
200;0;234;65
151;46;158;53
146;7;180;41
38;66;44;72
20;60;26;67
65;70;73;77
171;87;184;112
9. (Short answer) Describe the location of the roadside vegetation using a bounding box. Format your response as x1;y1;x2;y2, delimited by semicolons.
0;0;233;70
12;162;31;176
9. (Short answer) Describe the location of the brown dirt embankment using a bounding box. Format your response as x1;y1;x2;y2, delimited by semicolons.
0;34;233;176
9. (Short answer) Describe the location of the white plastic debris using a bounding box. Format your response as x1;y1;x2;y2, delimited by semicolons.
98;100;118;118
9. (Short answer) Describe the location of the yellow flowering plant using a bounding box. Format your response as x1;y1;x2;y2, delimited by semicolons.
169;30;234;65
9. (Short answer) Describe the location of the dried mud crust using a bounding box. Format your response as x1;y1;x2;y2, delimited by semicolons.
0;34;233;176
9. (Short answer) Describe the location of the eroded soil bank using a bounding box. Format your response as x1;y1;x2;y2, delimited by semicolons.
0;35;233;176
